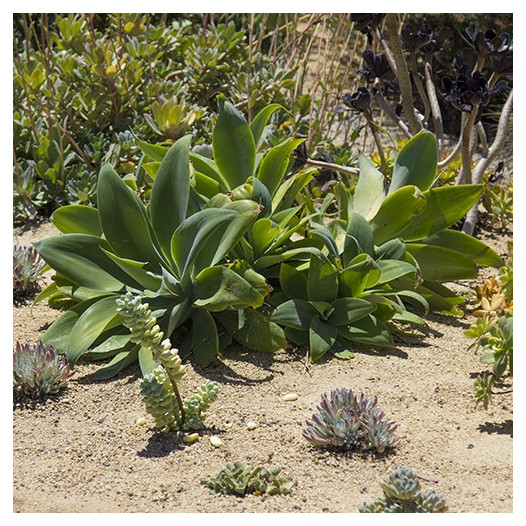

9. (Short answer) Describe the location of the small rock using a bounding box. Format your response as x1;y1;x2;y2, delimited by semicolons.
136;417;147;426
246;421;258;430
183;433;199;444
282;393;298;402
210;436;223;448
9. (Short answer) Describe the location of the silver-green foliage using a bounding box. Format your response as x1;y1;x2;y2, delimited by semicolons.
202;461;295;496
303;388;398;453
116;292;219;433
13;245;46;300
360;467;448;513
13;340;74;404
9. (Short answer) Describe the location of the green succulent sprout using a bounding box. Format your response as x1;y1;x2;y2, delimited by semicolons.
202;461;295;496
360;466;448;513
303;388;398;453
13;340;74;405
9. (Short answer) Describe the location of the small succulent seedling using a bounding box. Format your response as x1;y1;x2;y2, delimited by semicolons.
202;461;295;496
13;245;46;301
303;388;399;453
13;340;74;405
360;466;448;513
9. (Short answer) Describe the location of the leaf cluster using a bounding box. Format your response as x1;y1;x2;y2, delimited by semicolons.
202;461;295;496
13;340;74;406
303;388;399;453
360;466;448;513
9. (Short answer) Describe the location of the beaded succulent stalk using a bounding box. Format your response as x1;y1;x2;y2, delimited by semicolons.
13;340;74;405
202;461;295;496
13;245;46;300
302;388;399;453
360;466;448;513
116;292;219;433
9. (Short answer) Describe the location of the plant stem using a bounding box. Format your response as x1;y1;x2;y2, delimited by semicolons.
462;89;513;235
384;14;422;135
304;157;359;176
456;105;479;185
424;60;444;155
409;52;431;124
364;109;386;171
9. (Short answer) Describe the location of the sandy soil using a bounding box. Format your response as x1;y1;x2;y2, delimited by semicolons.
12;219;513;514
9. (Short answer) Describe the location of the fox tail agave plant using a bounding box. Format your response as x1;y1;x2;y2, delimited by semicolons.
13;340;74;405
302;388;398;453
33;123;287;379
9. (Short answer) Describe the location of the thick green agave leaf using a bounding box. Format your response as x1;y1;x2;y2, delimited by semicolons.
249;103;284;147
170;207;239;277
97;164;162;267
34;234;140;292
215;309;287;353
213;96;256;189
101;250;163;292
91;346;140;381
376;260;417;284
257;136;305;198
397;184;484;241
194;265;266;311
42;296;109;353
149;135;191;256
328;297;376;325
308;255;339;303
344;212;375;265
420;229;502;268
190;152;230;190
339;254;382;297
135;137;169;162
353;153;385;220
338;315;393;346
192;309;219;366
51;204;102;236
370;185;427;245
280;263;309;301
66;296;122;365
389;130;438;194
406;244;478;281
271;299;317;331
309;315;338;362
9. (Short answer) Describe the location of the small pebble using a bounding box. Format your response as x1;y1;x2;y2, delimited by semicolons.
183;433;199;444
283;393;298;402
246;421;258;430
210;436;223;448
136;417;147;426
224;422;233;429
